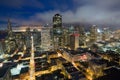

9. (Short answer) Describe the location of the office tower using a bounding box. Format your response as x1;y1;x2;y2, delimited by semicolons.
15;33;25;50
34;29;41;52
0;41;5;56
70;32;79;50
52;14;63;49
62;28;70;47
75;26;86;46
68;26;74;34
79;27;86;46
32;28;41;48
53;14;62;28
4;20;17;53
7;19;14;39
41;27;51;51
5;38;16;53
90;25;98;42
25;28;31;49
78;26;85;37
102;28;111;41
53;13;62;35
7;19;12;32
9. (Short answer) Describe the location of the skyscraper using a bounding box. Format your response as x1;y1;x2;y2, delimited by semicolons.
102;28;111;41
32;28;41;47
90;25;98;42
70;32;79;50
41;27;51;51
53;14;62;28
25;28;31;49
7;19;14;39
52;14;63;49
62;28;70;47
53;13;63;36
7;19;12;32
75;26;86;46
0;41;5;56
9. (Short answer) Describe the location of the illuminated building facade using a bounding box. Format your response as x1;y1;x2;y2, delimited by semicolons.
53;14;62;28
102;28;111;41
32;28;41;48
4;20;17;53
14;32;25;50
53;14;63;49
25;28;31;49
0;41;5;56
41;27;51;51
70;32;79;50
76;26;86;46
7;19;15;40
62;28;70;47
90;25;98;42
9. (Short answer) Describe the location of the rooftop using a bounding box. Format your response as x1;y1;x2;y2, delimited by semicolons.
0;65;9;78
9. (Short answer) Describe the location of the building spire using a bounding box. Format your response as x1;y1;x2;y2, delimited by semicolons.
7;19;12;31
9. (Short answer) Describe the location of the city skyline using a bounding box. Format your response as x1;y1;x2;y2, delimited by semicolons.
0;0;120;30
0;13;120;80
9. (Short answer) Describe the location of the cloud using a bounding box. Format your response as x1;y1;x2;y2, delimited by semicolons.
0;0;43;8
26;0;120;28
0;0;120;29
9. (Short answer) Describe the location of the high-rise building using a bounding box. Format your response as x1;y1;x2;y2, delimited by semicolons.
75;26;86;46
102;28;111;41
5;39;16;53
32;28;41;47
90;25;98;42
70;32;79;50
7;19;14;39
7;19;12;32
52;14;63;49
0;41;5;56
62;28;70;47
14;33;25;50
53;14;62;28
68;26;74;34
53;13;63;36
25;28;31;49
41;27;51;51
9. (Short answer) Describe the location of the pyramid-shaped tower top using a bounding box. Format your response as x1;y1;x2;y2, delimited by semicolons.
7;19;12;31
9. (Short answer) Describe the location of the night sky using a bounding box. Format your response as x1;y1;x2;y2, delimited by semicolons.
0;0;120;29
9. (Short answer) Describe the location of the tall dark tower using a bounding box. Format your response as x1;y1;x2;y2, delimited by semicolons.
53;14;62;36
52;14;63;49
7;19;13;38
53;14;62;28
7;19;12;32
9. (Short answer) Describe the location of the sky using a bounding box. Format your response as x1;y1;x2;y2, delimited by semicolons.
0;0;120;29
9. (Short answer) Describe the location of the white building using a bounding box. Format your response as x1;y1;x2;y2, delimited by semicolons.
41;27;52;51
